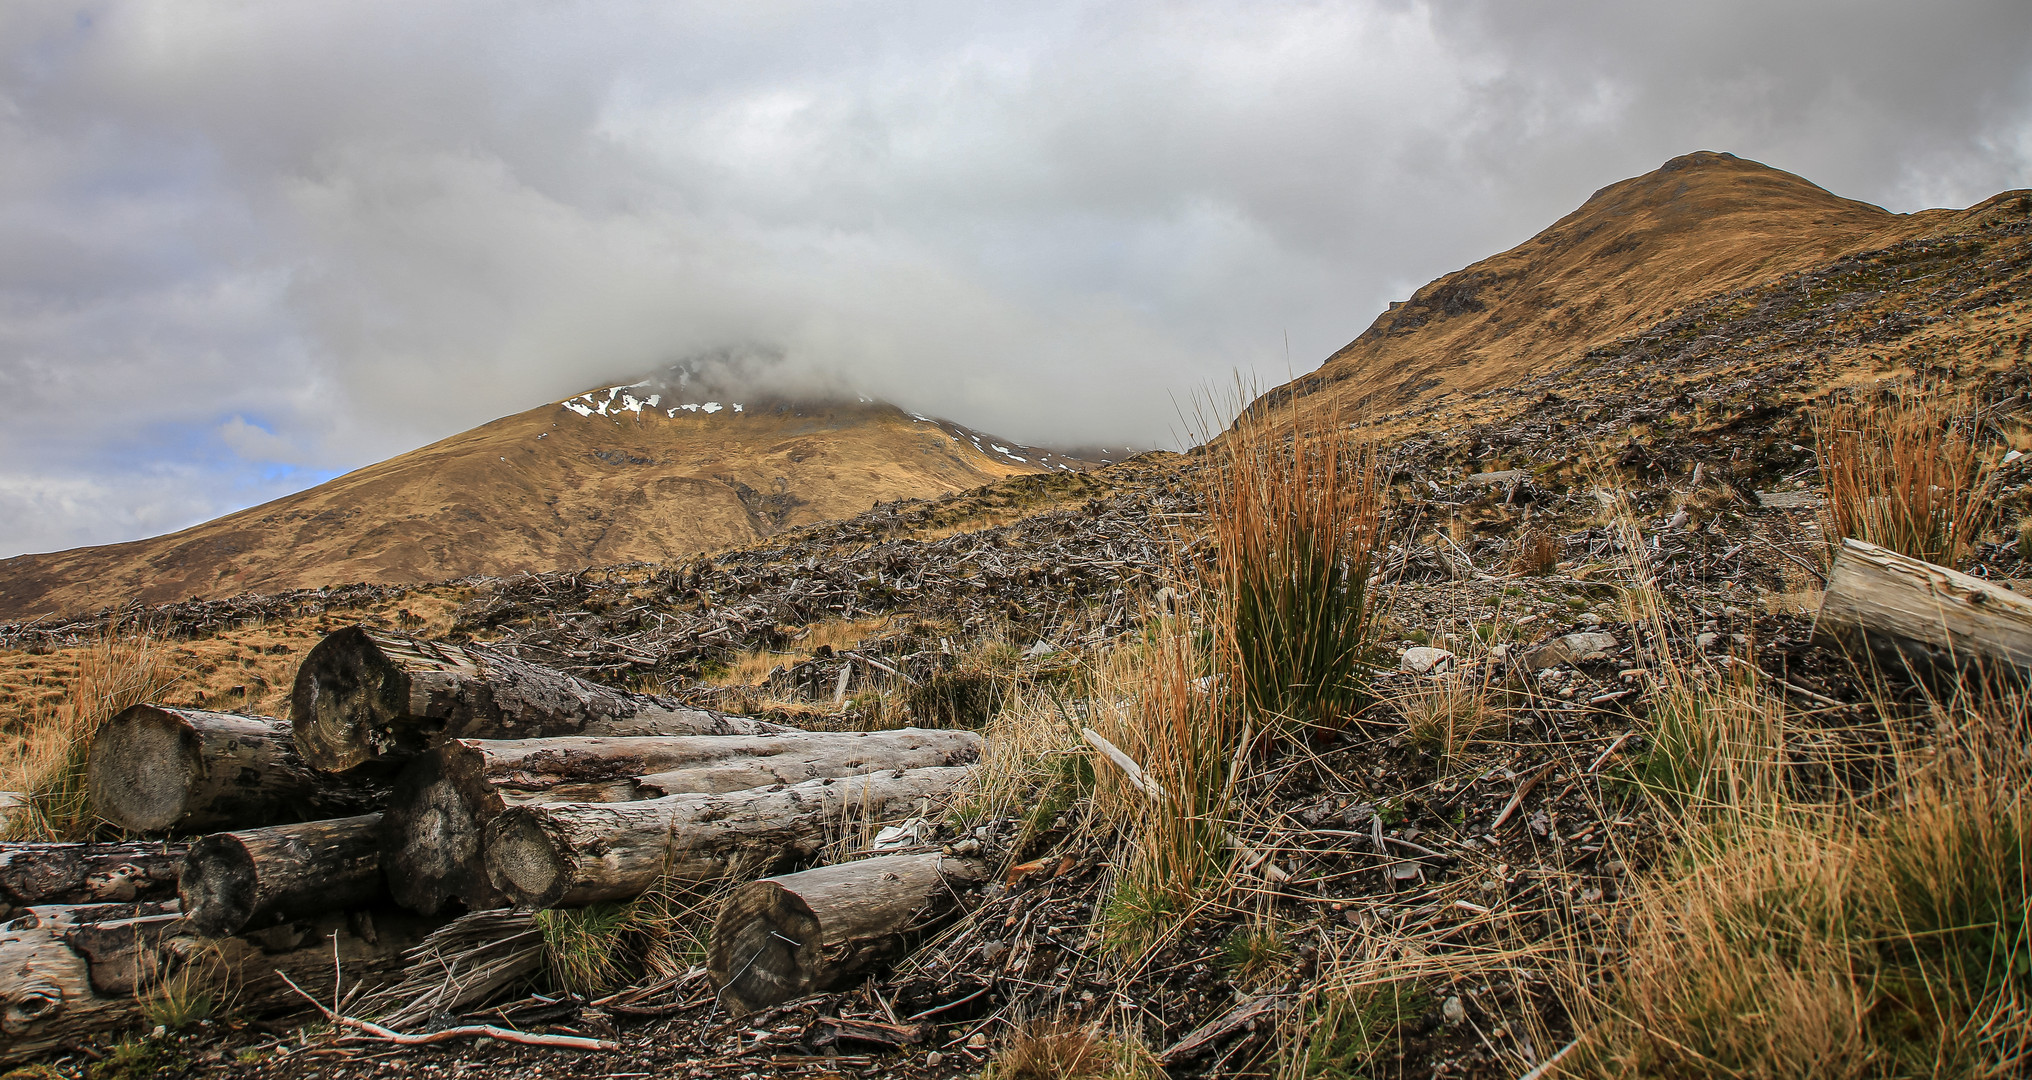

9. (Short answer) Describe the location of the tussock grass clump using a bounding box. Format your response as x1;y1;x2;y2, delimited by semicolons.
1091;619;1235;956
1814;384;1994;567
1584;766;2032;1079
138;945;234;1031
908;641;1021;728
534;877;727;997
1288;981;1430;1080
1200;400;1387;733
1398;662;1510;763
536;902;631;996
2;630;178;841
985;1020;1161;1080
1220;921;1292;988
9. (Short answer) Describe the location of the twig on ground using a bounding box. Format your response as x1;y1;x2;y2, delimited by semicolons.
277;971;619;1052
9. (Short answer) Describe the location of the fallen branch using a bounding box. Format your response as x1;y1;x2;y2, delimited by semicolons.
278;970;617;1052
1491;763;1557;832
1081;728;1170;803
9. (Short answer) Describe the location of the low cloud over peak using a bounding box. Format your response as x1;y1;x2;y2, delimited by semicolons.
2;1;2029;557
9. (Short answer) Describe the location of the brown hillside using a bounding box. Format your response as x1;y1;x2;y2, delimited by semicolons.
0;396;1083;621
1283;151;1973;424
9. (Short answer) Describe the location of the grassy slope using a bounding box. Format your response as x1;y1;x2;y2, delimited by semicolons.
0;399;1063;621
1282;151;2015;429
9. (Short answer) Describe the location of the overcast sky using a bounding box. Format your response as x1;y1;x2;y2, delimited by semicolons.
3;1;2029;559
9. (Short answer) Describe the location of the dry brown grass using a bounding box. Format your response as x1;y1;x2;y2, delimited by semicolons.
1396;662;1511;764
701;616;899;687
985;1020;1161;1080
1089;617;1238;956
1814;383;1995;568
1;629;180;840
1511;527;1562;575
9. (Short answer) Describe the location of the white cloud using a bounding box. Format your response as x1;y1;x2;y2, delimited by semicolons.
1;0;2029;557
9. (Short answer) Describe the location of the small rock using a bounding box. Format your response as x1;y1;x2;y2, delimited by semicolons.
1577;612;1604;626
1399;646;1456;675
2008;449;2024;465
1695;631;1720;649
1024;640;1057;659
1562;631;1619;659
926;1052;944;1067
1443;996;1466;1026
968;1033;990;1050
1488;643;1512;664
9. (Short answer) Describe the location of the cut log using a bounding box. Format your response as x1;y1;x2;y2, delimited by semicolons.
88;705;386;834
382;728;983;915
708;852;986;1015
290;626;794;772
0;842;184;912
1815;537;2032;684
0;905;432;1064
484;766;976;909
180;815;386;937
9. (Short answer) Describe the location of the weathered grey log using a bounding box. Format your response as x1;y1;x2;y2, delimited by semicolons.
180;814;386;936
290;626;794;772
88;705;386;834
1815;537;2032;683
0;905;431;1064
383;728;981;916
708;852;986;1014
0;842;184;912
484;766;976;909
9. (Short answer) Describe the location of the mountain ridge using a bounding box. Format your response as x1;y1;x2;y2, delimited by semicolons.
0;393;1099;621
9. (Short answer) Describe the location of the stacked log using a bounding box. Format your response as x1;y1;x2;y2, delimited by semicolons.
0;905;431;1064
708;852;987;1014
289;626;793;772
88;705;384;833
0;623;984;1061
483;765;976;909
0;842;185;913
382;727;982;914
179;815;386;935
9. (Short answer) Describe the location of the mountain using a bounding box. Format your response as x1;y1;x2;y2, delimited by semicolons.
0;390;1099;621
1277;151;2030;427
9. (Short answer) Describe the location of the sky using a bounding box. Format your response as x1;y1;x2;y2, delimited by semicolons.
2;1;2030;559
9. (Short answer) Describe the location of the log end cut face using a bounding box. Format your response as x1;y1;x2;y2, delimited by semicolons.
708;880;822;1016
291;626;416;772
382;752;499;914
178;834;258;937
482;809;573;909
86;705;205;833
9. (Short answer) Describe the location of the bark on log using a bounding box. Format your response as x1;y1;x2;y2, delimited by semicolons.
0;905;431;1064
290;626;793;772
708;852;985;1015
88;706;386;834
1815;537;2032;684
382;728;983;915
484;766;977;909
0;842;184;912
180;815;386;937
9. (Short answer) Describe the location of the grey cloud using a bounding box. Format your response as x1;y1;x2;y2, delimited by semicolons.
1;1;2028;557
